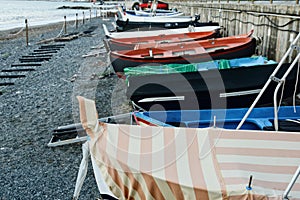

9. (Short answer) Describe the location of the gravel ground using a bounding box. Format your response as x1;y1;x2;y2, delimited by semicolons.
0;17;131;199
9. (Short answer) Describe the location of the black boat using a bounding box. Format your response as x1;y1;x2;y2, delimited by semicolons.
126;62;299;110
115;8;219;31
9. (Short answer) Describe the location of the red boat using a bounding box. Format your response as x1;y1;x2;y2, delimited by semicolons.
140;0;168;10
106;30;219;51
135;30;253;49
110;32;256;76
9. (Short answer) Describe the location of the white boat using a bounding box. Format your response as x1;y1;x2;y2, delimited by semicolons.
129;8;184;17
72;96;300;200
102;23;222;39
117;7;195;23
114;6;219;31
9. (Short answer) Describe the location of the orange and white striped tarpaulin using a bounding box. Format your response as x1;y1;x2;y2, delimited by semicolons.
78;96;300;200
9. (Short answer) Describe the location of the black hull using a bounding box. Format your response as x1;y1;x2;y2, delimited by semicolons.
110;38;257;74
116;19;219;32
126;63;299;110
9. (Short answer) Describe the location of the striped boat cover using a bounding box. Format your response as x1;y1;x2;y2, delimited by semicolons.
78;96;300;200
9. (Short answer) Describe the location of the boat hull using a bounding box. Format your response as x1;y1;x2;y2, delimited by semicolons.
103;24;221;39
110;38;257;74
135;105;300;130
127;63;299;110
107;31;219;51
116;19;219;31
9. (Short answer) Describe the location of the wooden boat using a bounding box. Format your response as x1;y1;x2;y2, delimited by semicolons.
140;0;169;10
70;34;300;199
134;29;253;49
110;34;257;75
126;9;184;17
103;23;221;39
115;7;219;31
134;105;300;130
72;96;300;200
126;60;299;111
123;56;274;76
106;29;219;51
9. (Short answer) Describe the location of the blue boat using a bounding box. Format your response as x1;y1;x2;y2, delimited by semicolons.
134;106;300;131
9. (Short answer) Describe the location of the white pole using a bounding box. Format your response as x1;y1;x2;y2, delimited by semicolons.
273;53;300;131
237;32;300;130
283;165;300;199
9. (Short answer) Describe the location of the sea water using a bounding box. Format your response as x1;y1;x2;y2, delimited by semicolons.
0;0;97;31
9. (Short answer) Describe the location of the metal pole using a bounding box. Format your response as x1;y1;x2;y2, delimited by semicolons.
64;16;67;34
25;19;28;46
283;165;300;199
236;32;300;130
273;53;300;131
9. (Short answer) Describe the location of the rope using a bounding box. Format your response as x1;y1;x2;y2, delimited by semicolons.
67;19;77;28
210;11;300;34
27;22;39;36
131;101;146;112
277;78;285;110
55;22;65;38
293;60;300;112
0;27;24;40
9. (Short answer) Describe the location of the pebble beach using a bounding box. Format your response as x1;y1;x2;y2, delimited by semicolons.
0;17;130;199
2;6;300;200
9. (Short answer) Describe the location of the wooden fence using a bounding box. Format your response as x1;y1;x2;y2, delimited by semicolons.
168;2;300;62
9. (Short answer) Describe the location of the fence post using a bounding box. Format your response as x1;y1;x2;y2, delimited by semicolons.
83;11;85;24
25;19;28;46
64;16;67;34
76;13;78;29
90;9;92;21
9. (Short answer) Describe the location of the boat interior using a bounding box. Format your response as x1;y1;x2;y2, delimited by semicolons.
135;106;300;131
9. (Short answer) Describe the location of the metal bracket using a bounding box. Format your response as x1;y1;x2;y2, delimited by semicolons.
270;76;284;83
291;44;300;51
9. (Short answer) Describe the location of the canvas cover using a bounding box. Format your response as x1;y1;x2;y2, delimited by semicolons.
77;96;300;200
123;56;277;77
